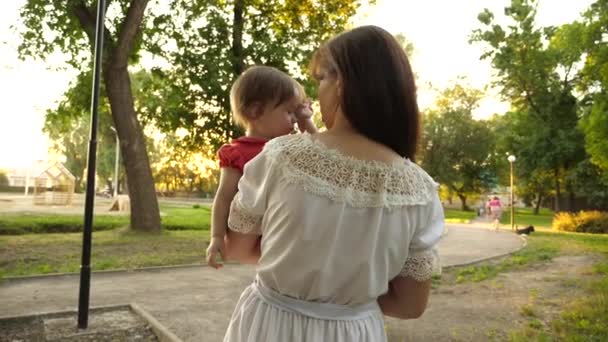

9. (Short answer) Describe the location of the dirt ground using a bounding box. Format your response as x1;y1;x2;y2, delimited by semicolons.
0;307;158;342
385;254;600;341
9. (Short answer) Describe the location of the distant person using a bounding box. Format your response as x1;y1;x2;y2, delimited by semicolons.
485;198;492;218
489;196;502;230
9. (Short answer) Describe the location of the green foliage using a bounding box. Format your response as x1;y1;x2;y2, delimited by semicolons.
580;99;608;173
419;82;496;210
0;171;8;186
147;0;373;150
471;0;588;212
553;211;608;234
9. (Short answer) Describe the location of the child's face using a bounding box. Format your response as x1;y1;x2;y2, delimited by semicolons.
253;94;299;139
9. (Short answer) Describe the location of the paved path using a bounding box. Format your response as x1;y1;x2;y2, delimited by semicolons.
0;224;523;341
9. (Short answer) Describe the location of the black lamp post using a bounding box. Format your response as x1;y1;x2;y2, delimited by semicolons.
78;0;106;329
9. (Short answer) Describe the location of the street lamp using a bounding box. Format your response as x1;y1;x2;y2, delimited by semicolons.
110;127;120;198
507;154;516;231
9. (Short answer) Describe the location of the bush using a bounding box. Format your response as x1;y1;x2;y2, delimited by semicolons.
0;215;127;235
192;204;201;209
553;211;608;234
0;171;8;186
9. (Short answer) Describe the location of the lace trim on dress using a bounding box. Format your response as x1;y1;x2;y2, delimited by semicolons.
264;134;438;208
228;197;262;235
398;248;441;282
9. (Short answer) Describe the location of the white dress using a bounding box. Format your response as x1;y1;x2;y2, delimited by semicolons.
224;134;444;342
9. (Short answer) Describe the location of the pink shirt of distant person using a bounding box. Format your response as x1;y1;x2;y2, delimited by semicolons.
489;198;502;211
218;137;268;174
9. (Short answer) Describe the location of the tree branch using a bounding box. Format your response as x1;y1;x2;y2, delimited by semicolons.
114;0;149;66
71;0;114;52
72;2;96;43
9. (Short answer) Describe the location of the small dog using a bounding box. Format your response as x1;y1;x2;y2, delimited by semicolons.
516;225;535;235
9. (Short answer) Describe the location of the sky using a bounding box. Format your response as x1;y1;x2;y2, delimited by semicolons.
0;0;594;169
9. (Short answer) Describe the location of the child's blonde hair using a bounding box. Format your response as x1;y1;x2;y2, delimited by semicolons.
230;66;305;129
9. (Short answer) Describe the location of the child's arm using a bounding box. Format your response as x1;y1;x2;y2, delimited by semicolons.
206;167;241;269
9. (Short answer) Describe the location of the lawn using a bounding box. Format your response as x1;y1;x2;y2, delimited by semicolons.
500;207;555;228
0;227;209;277
0;203;212;277
437;229;608;341
0;204;211;234
444;208;477;223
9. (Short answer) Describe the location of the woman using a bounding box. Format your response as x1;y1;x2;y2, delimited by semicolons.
223;25;444;341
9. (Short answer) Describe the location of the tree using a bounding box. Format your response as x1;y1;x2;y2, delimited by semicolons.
146;0;374;151
575;0;608;173
471;0;586;212
489;112;554;214
419;83;496;211
18;0;161;231
44;71;119;192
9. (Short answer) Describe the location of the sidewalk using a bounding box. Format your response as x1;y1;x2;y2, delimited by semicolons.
0;224;524;341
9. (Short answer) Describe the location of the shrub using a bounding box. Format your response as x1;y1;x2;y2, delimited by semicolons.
0;171;8;186
192;204;201;209
553;211;608;234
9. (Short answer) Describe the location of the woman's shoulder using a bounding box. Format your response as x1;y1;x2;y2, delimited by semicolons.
263;133;438;208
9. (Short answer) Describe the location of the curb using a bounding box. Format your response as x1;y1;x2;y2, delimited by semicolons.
1;262;244;282
442;232;528;269
130;303;182;342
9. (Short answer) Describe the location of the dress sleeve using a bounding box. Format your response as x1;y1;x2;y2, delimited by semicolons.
218;144;243;172
227;150;274;235
398;191;445;282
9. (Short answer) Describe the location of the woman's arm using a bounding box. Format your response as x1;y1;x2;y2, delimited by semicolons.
377;276;431;319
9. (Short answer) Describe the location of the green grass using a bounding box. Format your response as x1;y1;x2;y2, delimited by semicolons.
0;227;210;277
444;208;477;223
439;229;608;341
161;204;211;230
500;207;555;228
0;204;211;235
508;260;608;341
453;230;608;283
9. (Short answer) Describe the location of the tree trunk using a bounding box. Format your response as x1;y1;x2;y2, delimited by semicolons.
457;194;469;211
554;168;561;212
568;190;576;212
105;66;161;232
534;192;542;215
232;0;245;76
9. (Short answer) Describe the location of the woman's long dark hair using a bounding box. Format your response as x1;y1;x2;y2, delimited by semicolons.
310;25;420;161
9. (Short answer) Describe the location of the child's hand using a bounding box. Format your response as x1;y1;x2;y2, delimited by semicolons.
206;236;226;269
294;99;317;133
295;99;313;121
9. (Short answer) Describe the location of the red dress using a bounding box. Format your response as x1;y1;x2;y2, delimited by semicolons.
218;136;268;174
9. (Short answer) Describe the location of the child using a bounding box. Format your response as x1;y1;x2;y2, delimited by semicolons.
206;66;316;269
